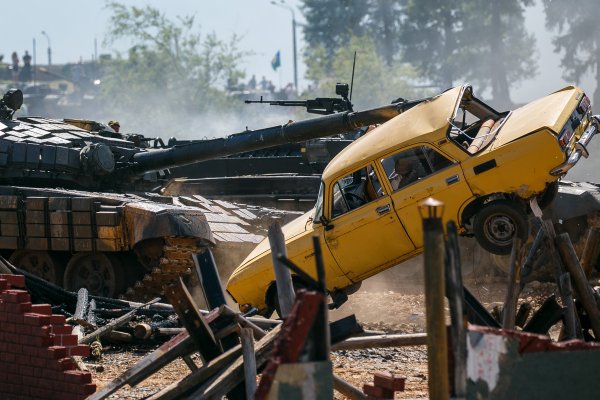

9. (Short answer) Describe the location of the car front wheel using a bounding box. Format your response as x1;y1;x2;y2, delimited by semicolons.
473;200;529;255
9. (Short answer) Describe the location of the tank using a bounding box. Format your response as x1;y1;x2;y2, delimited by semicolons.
0;88;416;300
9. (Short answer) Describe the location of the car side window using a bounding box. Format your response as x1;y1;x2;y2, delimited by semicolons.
331;165;384;218
381;146;453;192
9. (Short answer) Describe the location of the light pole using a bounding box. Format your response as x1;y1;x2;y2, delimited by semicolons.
271;1;298;95
41;30;51;66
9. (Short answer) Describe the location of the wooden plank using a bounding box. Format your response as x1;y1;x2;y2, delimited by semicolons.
502;237;523;329
333;374;367;400
556;232;600;340
241;327;257;399
164;278;222;362
80;298;160;344
268;222;295;317
87;332;196;400
580;227;600;279
331;333;427;351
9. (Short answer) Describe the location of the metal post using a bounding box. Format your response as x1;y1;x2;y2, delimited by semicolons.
502;237;522;330
312;235;330;360
268;222;295;317
420;198;449;400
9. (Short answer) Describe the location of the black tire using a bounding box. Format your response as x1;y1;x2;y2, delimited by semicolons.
473;200;529;255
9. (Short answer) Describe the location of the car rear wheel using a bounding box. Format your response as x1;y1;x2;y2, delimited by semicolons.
473;200;529;255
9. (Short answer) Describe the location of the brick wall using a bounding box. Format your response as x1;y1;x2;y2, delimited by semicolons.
0;274;96;400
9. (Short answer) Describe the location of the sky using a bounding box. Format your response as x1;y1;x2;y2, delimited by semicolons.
0;0;595;104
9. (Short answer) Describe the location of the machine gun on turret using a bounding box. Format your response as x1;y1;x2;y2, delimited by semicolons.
245;83;353;115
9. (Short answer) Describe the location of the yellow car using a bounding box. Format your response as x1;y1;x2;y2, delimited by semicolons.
227;84;598;315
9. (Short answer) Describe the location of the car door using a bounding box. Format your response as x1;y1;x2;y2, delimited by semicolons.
381;145;472;248
324;163;416;282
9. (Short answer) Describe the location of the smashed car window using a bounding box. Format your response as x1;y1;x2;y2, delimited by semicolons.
447;88;504;154
331;165;383;218
381;146;453;191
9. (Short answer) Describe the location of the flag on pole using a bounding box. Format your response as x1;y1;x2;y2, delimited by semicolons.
271;50;281;71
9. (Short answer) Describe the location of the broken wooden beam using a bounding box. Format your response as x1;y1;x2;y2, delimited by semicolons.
332;374;367;400
331;333;427;351
241;327;257;399
164;279;222;362
87;331;196;400
79;297;161;345
581;227;600;279
556;232;600;339
268;222;295;317
502;237;523;329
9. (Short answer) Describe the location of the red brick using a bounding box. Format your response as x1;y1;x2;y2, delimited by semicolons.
42;368;61;380
36;378;54;390
56;357;76;371
4;332;19;344
54;334;78;347
3;322;15;333
2;290;30;303
23;313;51;326
363;383;395;398
30;357;46;368
6;313;23;324
373;371;406;391
0;352;15;362
30;304;52;315
0;275;26;288
16;354;31;366
5;301;32;314
64;370;92;384
22;334;53;347
0;279;8;291
67;344;89;357
49;314;66;325
33;367;44;377
18;365;34;377
51;324;73;335
9;344;23;355
5;372;22;385
46;346;67;359
14;323;31;335
30;325;52;337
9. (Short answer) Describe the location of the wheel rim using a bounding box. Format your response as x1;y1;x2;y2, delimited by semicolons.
64;253;121;297
9;251;63;284
483;213;516;246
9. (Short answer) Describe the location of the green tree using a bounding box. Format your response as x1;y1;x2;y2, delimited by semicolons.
365;0;406;65
543;0;600;106
100;2;246;132
461;0;537;108
400;0;466;90
301;0;369;64
304;36;422;110
401;0;536;108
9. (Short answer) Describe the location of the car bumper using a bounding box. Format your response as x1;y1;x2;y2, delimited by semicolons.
551;115;600;176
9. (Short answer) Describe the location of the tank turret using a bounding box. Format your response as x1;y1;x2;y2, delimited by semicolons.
0;88;425;300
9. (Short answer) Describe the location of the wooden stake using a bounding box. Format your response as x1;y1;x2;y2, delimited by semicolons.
580;227;600;279
240;327;257;399
268;222;295;317
502;237;523;329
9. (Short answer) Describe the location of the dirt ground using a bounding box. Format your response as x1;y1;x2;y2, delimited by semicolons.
87;259;561;400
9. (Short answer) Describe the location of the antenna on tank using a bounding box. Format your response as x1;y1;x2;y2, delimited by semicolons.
349;51;357;102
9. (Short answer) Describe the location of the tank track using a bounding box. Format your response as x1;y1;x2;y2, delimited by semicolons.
123;237;204;302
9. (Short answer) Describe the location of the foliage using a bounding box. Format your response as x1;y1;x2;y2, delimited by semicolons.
303;36;424;110
400;0;536;107
543;0;600;105
99;2;247;132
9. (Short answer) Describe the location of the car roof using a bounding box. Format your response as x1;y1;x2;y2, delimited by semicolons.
322;85;464;181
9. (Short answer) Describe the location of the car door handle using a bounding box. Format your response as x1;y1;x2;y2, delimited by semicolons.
446;175;460;185
376;204;391;215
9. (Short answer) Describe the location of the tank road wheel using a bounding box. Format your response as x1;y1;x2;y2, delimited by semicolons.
473;200;529;255
63;253;126;297
9;250;64;285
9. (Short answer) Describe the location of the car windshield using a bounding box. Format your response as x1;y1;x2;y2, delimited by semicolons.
447;87;508;154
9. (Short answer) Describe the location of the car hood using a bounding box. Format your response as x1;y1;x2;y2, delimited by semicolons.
237;209;316;267
490;86;581;150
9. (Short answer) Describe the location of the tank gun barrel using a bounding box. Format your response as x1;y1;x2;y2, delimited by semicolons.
131;99;424;173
